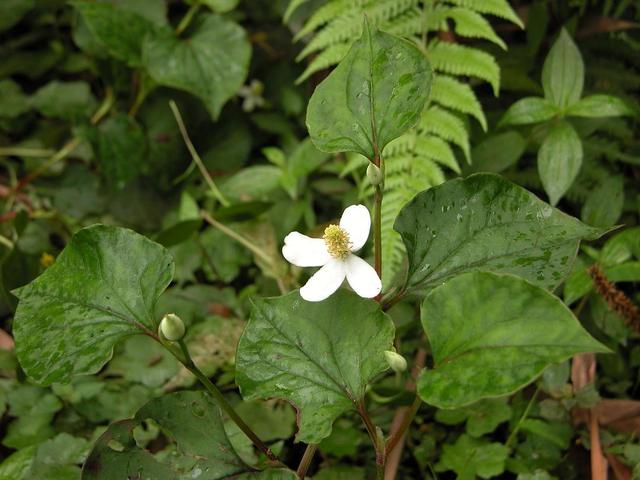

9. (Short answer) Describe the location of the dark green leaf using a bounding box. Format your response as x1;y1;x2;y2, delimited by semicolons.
581;175;624;228
498;97;559;127
418;271;609;408
538;120;582;206
394;174;601;291
71;1;156;67
92;114;148;188
143;15;251;119
469;131;526;173
541;29;583;109
436;434;509;480
13;225;173;385
0;0;35;32
82;391;296;479
306;20;431;160
0;80;30;118
31;81;96;121
235;290;394;443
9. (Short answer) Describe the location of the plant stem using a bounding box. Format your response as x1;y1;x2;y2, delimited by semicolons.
0;148;56;157
200;210;275;267
176;2;200;35
296;444;317;478
12;87;114;193
505;387;540;448
169;100;230;207
384;394;422;456
171;339;283;465
358;402;385;476
373;148;384;301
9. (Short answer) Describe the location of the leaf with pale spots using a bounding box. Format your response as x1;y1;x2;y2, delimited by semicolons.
394;173;603;292
418;271;609;409
306;19;432;160
82;390;298;479
13;225;174;385
235;290;395;443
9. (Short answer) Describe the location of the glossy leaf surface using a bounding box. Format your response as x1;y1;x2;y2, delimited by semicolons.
394;174;601;291
13;225;173;385
306;21;431;160
418;271;609;408
235;290;394;443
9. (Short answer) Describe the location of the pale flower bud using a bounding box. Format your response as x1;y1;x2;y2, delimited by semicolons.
366;163;383;186
384;350;407;373
159;313;185;341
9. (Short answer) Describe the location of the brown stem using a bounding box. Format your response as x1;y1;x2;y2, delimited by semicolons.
296;444;317;479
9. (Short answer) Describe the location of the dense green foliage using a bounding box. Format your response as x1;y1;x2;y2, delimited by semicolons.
0;1;639;479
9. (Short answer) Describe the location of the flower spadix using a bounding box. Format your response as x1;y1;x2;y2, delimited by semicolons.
282;204;381;302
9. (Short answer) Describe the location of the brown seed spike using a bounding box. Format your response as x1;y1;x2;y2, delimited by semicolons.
588;264;639;331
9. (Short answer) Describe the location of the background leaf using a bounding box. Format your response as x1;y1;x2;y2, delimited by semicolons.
538;120;583;206
72;1;156;66
417;271;609;408
306;21;431;160
394;174;601;292
143;15;251;119
235;290;394;443
13;225;173;385
541;29;584;109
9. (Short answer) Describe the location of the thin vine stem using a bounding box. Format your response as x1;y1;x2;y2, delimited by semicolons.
505;387;540;448
161;338;284;466
384;394;422;456
169;100;230;207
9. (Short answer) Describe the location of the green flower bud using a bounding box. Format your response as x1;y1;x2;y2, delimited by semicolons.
366;163;383;186
384;350;407;373
159;313;185;341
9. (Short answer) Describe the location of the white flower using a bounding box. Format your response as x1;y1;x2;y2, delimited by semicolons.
282;204;382;302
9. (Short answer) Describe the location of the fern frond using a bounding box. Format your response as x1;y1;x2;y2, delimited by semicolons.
297;43;351;83
419;105;470;162
284;0;310;23
427;41;500;95
430;75;487;130
437;6;507;49
297;0;419;59
415;135;461;173
445;0;524;28
294;0;366;40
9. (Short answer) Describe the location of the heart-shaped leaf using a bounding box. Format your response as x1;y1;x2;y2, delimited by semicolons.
143;14;251;119
82;391;297;480
72;1;156;67
417;271;609;408
394;173;602;292
235;290;394;443
13;225;173;385
306;20;431;160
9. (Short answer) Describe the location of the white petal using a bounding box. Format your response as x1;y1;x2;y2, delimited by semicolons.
340;204;371;252
282;232;330;267
345;255;381;299
300;259;346;302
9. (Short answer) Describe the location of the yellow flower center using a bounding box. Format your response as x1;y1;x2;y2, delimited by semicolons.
323;224;351;259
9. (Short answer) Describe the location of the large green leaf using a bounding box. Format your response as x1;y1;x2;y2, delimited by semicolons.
394;174;601;292
13;225;173;385
82;391;296;480
143;14;251;119
541;29;583;109
235;290;394;443
538;120;582;206
72;1;156;67
306;20;431;160
418;271;609;408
